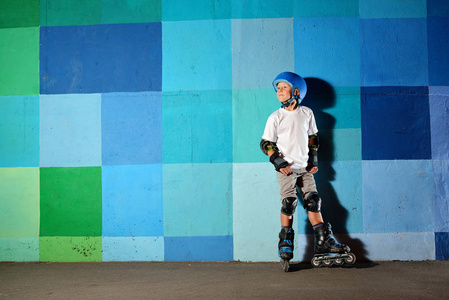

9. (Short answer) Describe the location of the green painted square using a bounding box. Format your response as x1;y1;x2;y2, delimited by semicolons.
0;0;40;28
40;167;102;237
0;28;39;96
102;0;161;24
0;168;39;238
39;236;102;262
40;0;101;26
233;88;280;163
294;0;359;17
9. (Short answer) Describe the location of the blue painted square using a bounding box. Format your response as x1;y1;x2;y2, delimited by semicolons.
162;20;231;91
435;232;449;260
360;18;428;86
163;163;232;237
429;87;449;160
315;161;363;234
427;0;449;17
433;160;449;232
0;96;39;167
164;236;233;261
427;17;449;86
294;17;360;87
362;160;434;234
361;86;431;160
233;163;284;261
102;92;162;165
102;237;164;261
40;94;101;167
162;90;232;164
102;164;163;237
40;23;161;94
232;19;294;89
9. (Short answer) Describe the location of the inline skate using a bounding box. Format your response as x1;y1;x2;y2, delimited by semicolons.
311;223;356;267
278;227;294;272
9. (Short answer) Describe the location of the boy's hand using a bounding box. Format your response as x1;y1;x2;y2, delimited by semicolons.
280;166;292;176
308;166;318;174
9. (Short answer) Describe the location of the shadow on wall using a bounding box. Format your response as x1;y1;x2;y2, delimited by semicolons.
298;78;368;262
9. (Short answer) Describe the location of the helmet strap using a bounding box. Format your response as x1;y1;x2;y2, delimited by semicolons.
281;97;296;108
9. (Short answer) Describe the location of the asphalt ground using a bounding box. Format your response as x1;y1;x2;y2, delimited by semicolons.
1;261;448;299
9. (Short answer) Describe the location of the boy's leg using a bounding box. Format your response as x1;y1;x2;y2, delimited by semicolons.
276;171;299;260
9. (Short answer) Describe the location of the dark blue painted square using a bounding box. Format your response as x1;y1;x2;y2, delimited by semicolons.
427;0;449;17
102;92;162;165
40;23;161;94
361;86;431;160
427;17;449;86
164;236;233;261
435;232;449;260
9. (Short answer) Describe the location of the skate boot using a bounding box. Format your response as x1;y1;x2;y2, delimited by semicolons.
311;223;356;267
278;227;294;272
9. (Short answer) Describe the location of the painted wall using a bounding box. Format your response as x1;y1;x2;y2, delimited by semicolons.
0;0;448;262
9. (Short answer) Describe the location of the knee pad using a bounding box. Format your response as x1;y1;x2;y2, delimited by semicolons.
303;192;322;212
281;197;298;216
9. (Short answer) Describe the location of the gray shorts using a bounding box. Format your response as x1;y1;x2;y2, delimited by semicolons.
276;168;318;202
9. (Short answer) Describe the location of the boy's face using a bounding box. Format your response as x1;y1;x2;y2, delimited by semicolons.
276;82;293;103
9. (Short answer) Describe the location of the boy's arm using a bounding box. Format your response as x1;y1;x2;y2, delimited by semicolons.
260;139;290;173
307;134;319;173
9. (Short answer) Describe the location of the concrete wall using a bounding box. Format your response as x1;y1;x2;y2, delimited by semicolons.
0;0;448;262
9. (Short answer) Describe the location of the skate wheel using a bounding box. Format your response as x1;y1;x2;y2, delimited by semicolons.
323;260;333;267
334;258;344;266
345;253;356;264
311;257;321;268
280;259;290;272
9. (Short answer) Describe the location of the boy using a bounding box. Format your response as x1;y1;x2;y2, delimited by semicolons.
260;72;352;266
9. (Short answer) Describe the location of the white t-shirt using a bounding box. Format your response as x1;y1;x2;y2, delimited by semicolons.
262;106;318;169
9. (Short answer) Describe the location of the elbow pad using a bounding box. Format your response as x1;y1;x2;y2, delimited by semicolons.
270;151;289;171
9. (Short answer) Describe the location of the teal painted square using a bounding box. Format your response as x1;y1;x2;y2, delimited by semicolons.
163;90;232;164
232;18;294;89
293;0;359;17
0;238;39;261
315;161;363;234
294;18;360;87
230;0;293;19
309;86;361;130
0;96;39;167
233;89;279;163
362;160;434;233
163;163;232;237
101;0;161;24
318;129;362;162
360;0;427;18
40;94;101;167
162;0;230;21
162;20;231;91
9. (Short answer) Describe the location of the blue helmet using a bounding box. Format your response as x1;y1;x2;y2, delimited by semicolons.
272;72;307;106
